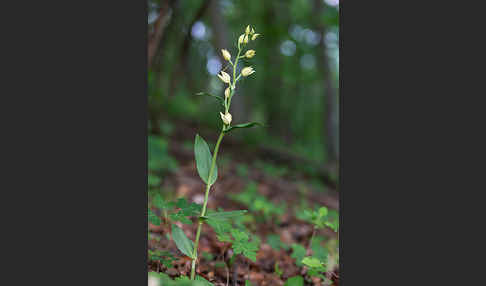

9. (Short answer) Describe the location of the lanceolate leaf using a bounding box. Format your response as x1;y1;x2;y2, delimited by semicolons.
194;134;218;185
171;224;194;258
196;92;225;107
224;122;263;133
206;210;247;220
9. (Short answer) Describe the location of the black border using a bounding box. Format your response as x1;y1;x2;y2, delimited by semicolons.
4;0;148;284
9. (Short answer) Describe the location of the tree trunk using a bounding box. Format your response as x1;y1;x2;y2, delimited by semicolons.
313;0;339;164
148;0;176;69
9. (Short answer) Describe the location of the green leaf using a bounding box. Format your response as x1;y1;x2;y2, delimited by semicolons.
302;257;323;268
275;262;283;276
206;216;233;243
325;221;338;232
302;256;327;276
196;275;214;286
196;92;225;107
224;122;263;133
267;234;288;251
230;229;259;262
284;276;304;286
148;272;171;284
206;210;247;220
148;174;161;187
148;208;161;225
311;237;328;261
170;212;192;224
194;134;218;185
290;244;306;267
318;207;328;217
149;250;175;268
171;224;194;258
174;276;208;286
152;193;169;210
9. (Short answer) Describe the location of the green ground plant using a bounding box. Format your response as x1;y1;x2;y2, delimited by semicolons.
230;181;286;223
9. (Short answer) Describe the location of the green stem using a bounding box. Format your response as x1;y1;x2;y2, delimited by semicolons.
307;226;317;255
190;129;225;280
227;47;242;113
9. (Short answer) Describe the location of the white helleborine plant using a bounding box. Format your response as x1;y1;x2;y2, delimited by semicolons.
188;25;263;281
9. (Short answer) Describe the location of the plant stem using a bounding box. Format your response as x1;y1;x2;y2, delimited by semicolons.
227;47;242;112
307;226;317;255
190;129;225;280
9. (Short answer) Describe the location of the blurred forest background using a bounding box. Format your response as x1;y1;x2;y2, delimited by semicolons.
148;0;339;173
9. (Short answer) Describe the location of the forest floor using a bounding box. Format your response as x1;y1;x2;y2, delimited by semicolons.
148;122;339;286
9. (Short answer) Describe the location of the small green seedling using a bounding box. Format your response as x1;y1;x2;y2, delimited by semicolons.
301;257;334;285
149;249;176;268
231;182;286;223
148;194;203;227
275;262;283;277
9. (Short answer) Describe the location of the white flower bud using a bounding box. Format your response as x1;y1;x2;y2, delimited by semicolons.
243;34;249;44
221;49;231;61
238;34;245;44
241;66;255;77
245;50;256;58
220;112;232;125
251;33;260;41
224;87;230;99
245;25;251;35
251;27;255;35
217;71;231;84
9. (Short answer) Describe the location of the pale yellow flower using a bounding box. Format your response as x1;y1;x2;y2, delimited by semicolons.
221;49;231;61
217;71;231;84
245;50;256;58
245;25;251;35
251;33;260;41
241;66;255;77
